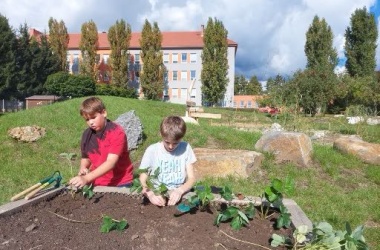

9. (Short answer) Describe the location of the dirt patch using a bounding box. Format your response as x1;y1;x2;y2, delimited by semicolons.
0;192;292;250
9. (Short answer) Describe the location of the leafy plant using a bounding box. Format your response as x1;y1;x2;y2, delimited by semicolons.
219;185;233;201
82;184;94;199
130;168;169;198
176;183;215;213
100;215;128;233
260;176;294;229
271;222;369;249
215;202;255;230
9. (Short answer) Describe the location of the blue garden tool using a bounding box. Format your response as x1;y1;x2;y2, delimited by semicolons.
10;171;62;201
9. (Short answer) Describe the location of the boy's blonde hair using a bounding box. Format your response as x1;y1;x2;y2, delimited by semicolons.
160;116;186;141
80;97;106;116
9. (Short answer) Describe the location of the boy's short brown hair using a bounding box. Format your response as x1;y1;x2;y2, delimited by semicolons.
80;97;106;116
160;116;186;141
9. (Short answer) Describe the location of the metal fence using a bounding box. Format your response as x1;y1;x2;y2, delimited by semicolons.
1;99;24;113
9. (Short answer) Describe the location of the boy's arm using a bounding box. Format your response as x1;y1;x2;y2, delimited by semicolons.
168;163;196;206
70;153;119;188
78;158;91;175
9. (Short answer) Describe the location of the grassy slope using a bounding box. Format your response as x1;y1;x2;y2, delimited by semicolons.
0;96;379;248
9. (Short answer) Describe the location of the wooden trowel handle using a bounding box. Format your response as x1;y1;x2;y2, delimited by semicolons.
10;183;41;201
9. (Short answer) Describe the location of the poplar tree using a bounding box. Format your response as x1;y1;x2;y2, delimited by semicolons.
201;17;229;106
108;19;131;87
0;14;17;99
139;19;165;100
48;17;69;72
305;15;338;71
79;20;98;81
345;7;378;77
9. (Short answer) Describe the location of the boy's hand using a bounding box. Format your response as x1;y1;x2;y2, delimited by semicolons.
78;167;89;176
168;188;184;206
69;176;89;189
145;191;166;206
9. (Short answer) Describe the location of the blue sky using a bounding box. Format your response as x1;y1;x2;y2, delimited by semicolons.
1;0;379;81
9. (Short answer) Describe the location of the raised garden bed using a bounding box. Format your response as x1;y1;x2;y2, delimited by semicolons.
0;187;311;249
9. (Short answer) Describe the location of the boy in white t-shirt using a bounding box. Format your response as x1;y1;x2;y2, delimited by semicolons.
139;116;196;206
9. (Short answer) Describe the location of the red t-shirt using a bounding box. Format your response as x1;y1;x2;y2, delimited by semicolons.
81;120;133;186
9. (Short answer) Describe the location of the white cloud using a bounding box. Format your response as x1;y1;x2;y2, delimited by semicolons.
0;0;379;79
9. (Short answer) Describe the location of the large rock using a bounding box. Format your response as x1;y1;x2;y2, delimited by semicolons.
333;135;380;165
115;110;143;151
254;131;313;167
8;125;46;142
192;148;264;180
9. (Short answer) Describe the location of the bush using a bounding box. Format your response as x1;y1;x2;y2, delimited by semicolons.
96;84;137;99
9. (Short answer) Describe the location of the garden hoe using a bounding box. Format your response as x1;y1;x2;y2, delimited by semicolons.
10;171;62;201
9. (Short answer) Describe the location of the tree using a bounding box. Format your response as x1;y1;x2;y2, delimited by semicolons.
201;17;229;106
234;74;247;95
266;74;288;107
305;15;338;72
246;76;262;95
108;19;131;87
79;20;98;81
0;14;17;99
139;19;165;100
48;17;69;72
345;7;378;77
44;72;96;97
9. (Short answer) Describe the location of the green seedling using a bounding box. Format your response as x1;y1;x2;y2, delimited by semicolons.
59;152;77;176
275;203;291;229
130;168;169;198
271;222;369;249
100;215;128;233
176;184;214;213
215;202;255;230
219;185;233;201
82;184;94;199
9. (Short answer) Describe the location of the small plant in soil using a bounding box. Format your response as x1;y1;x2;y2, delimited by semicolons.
260;176;294;229
81;184;94;199
100;215;128;233
271;221;369;249
59;152;77;176
215;202;255;230
130;168;169;199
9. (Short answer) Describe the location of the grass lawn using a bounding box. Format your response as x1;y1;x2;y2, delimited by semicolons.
0;96;379;249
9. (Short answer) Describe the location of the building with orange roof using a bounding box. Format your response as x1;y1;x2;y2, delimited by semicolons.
33;26;238;107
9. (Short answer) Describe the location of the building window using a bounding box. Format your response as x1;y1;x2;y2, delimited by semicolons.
103;54;109;64
172;88;178;98
190;88;196;98
163;53;169;63
181;71;187;81
190;70;196;80
240;101;244;108
190;53;197;63
180;88;187;99
72;54;80;75
181;53;187;63
247;101;252;108
173;71;178;81
135;54;140;63
172;53;178;63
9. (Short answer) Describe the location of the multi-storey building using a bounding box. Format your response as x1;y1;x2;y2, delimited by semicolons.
40;26;238;107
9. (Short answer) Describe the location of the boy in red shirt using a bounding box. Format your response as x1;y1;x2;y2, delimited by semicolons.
69;97;133;188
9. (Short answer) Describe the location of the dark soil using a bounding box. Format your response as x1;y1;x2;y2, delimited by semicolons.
0;192;292;250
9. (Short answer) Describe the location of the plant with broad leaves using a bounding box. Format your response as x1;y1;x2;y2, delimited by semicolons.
260;176;294;229
215;202;255;230
82;184;94;199
219;185;233;201
271;222;369;249
176;183;215;213
130;168;169;198
100;215;128;233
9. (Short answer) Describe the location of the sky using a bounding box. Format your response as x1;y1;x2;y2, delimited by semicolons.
1;0;379;81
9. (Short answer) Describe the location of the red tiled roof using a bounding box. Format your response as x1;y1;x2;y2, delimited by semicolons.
67;31;238;50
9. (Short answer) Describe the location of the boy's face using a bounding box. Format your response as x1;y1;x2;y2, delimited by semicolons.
82;110;107;132
162;138;181;152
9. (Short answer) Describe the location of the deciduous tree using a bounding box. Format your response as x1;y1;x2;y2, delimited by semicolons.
48;17;69;72
79;20;98;81
139;19;165;100
108;19;131;87
201;17;229;106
